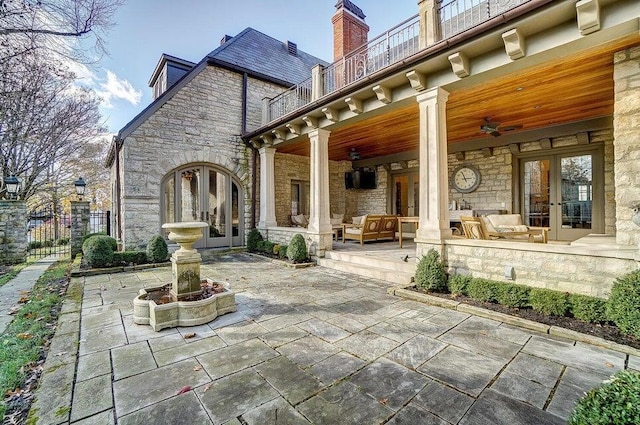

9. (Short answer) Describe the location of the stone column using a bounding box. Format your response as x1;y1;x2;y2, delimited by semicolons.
418;0;440;48
258;146;277;228
415;87;451;250
613;47;640;251
0;200;27;265
70;201;91;258
307;128;333;257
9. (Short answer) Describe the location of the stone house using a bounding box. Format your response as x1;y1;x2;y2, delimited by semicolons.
110;0;640;296
106;28;327;250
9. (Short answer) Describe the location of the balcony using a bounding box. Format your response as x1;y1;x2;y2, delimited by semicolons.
265;0;532;124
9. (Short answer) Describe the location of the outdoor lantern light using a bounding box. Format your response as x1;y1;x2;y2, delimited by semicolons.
4;175;20;199
74;177;86;200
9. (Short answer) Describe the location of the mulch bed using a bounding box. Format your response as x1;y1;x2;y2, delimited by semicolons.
411;288;640;350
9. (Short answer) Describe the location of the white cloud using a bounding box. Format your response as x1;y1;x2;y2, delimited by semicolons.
97;70;143;108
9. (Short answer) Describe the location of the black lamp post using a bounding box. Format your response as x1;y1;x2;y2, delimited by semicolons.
74;177;86;200
4;175;20;200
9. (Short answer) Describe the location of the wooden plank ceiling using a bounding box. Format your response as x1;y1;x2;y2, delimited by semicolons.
276;36;638;162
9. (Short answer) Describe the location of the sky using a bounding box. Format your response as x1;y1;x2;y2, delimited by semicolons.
86;0;420;134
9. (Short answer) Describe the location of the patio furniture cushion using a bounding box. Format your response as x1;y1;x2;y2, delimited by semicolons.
291;214;308;227
482;214;549;243
330;213;344;226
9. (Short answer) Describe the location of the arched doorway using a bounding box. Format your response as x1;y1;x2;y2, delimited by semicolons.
162;164;243;248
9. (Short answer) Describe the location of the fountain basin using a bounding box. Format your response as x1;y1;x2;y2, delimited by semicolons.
133;279;236;332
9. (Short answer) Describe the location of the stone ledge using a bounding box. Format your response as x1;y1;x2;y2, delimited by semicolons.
391;286;640;357
70;256;170;277
245;253;316;269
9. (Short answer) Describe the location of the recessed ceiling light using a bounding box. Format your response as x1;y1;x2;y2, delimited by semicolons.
534;105;542;109
516;87;524;91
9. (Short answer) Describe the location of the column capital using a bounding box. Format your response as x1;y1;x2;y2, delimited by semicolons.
416;86;449;103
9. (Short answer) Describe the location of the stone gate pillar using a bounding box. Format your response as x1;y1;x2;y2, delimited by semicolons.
613;47;640;251
0;200;27;265
70;201;91;258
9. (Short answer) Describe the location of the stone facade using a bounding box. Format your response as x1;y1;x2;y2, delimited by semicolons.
0;201;27;265
417;240;638;298
70;201;90;258
613;47;640;247
115;66;286;249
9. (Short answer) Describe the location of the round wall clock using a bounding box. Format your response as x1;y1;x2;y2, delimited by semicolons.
452;164;481;193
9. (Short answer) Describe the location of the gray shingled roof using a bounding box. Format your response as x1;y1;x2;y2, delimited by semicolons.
207;28;328;86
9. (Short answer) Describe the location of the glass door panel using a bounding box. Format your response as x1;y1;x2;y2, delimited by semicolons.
558;154;593;240
231;181;241;245
206;170;227;245
522;159;551;228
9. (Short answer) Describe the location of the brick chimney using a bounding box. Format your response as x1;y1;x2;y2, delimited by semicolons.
332;0;369;61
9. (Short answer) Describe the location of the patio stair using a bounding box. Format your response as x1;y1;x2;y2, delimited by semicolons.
317;250;416;285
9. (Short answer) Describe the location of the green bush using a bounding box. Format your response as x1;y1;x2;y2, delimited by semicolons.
261;241;276;254
113;251;147;265
56;237;69;246
256;240;267;252
569;370;640;425
82;233;117;252
414;249;447;292
606;270;640;338
28;241;42;250
83;235;115;268
287;234;308;263
42;240;54;248
247;229;263;252
529;288;569;316
496;283;531;308
278;244;288;259
467;278;499;303
146;234;168;263
570;294;608;324
448;274;471;296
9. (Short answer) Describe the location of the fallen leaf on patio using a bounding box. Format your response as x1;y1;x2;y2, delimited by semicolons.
8;306;20;315
184;332;196;339
605;362;614;368
17;333;32;340
479;330;488;336
177;386;191;395
193;365;202;371
379;398;388;405
54;352;68;357
5;388;21;397
17;296;29;304
203;383;212;393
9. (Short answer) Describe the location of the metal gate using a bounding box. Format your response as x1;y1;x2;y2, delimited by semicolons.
27;206;70;258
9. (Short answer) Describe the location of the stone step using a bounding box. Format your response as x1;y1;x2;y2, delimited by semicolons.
324;250;417;274
317;257;415;285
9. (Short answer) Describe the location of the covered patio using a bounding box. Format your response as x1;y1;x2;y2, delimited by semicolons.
247;0;640;295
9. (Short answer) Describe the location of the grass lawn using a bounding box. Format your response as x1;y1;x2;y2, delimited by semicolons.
0;259;71;420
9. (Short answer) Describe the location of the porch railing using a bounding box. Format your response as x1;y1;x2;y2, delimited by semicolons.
265;0;531;124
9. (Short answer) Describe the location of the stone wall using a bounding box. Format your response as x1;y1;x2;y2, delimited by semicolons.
613;46;640;247
273;153;356;225
355;165;388;215
0;201;27;265
70;201;90;257
116;65;286;248
416;240;638;298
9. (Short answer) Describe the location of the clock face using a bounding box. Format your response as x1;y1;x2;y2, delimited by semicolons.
452;165;481;193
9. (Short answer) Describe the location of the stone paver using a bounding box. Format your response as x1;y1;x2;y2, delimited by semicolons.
24;253;640;424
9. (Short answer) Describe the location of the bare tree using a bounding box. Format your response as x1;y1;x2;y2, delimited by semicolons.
0;0;124;65
0;51;102;201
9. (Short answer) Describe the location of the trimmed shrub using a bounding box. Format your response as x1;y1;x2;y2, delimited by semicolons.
278;244;288;259
529;288;569;316
82;233;117;252
496;283;531;308
569;370;640;425
414;249;447;292
261;241;276;254
606;270;640;338
42;240;54;248
247;229;263;252
28;241;43;250
570;294;608;324
256;240;267;253
113;251;147;265
146;234;168;263
287;234;308;263
448;274;471;296
83;235;115;268
56;237;69;246
467;278;499;303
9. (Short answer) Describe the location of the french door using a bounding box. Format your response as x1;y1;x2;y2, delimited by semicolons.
520;147;603;241
162;165;243;248
391;171;419;235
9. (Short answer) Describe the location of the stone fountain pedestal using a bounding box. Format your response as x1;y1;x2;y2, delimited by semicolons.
133;222;237;332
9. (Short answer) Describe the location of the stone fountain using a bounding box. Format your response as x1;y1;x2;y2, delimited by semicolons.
133;222;236;331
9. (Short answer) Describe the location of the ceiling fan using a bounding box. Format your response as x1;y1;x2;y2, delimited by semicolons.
480;117;523;137
349;148;361;161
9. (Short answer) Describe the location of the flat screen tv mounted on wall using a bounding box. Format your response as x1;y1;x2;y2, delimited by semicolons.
345;169;377;190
